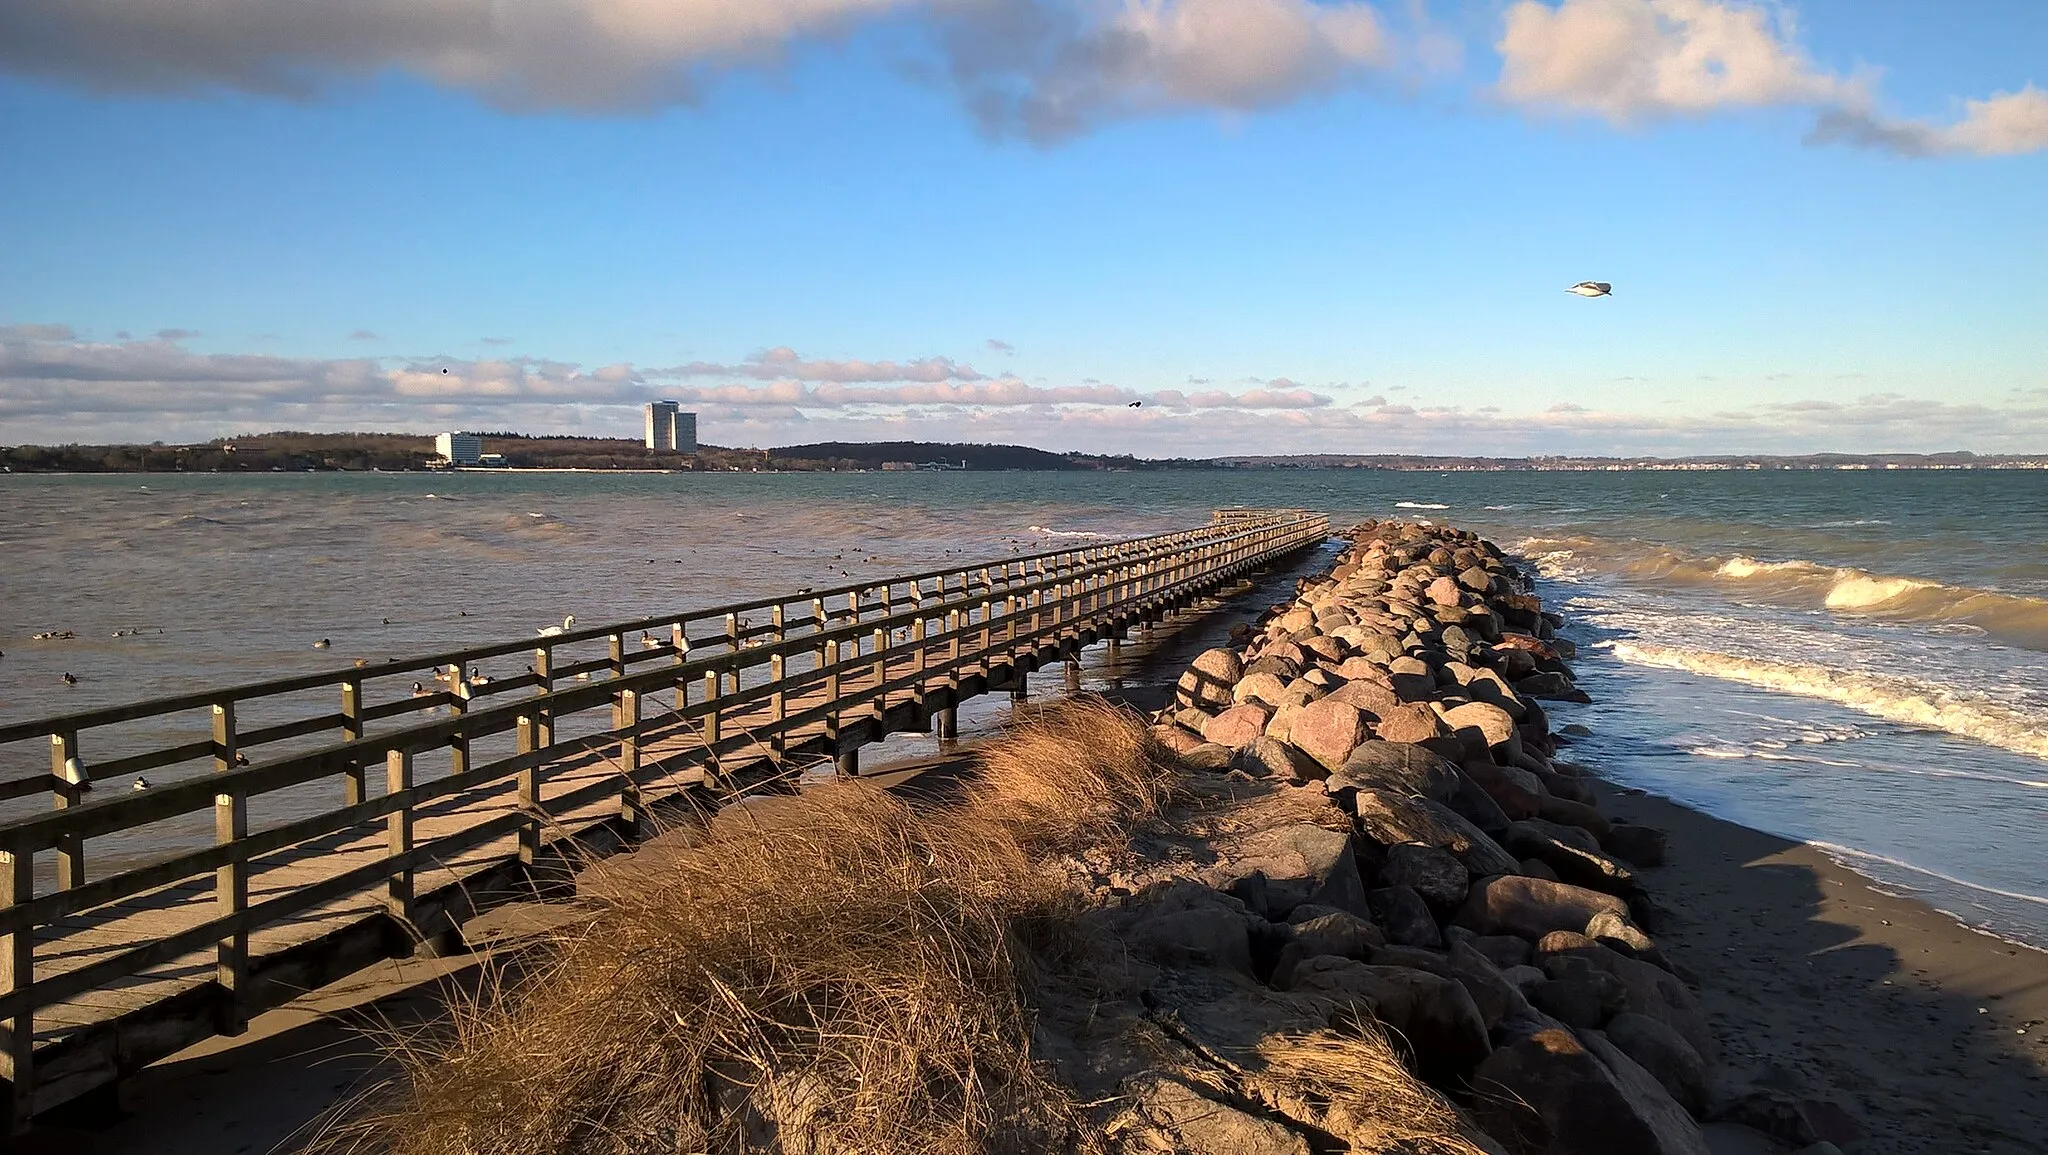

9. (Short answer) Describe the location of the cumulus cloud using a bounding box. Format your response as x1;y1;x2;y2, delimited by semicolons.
936;0;1391;140
1495;0;2045;157
0;326;1334;444
1809;85;2048;157
0;0;1400;134
1497;0;1854;122
0;0;917;112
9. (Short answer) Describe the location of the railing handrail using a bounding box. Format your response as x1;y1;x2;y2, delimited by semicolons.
0;511;1324;854
0;513;1313;743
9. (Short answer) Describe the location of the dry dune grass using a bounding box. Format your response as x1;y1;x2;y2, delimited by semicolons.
1254;1031;1492;1155
316;698;1475;1155
968;696;1179;852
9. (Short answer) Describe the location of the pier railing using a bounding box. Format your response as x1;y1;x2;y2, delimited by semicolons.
0;508;1327;1121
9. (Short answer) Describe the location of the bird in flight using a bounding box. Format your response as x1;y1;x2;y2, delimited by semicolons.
1568;282;1613;297
1127;401;1142;408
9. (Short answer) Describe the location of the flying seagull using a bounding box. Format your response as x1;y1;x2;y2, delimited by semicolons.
1128;401;1142;408
1568;282;1612;298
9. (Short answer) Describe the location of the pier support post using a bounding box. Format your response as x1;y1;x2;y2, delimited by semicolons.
836;749;860;776
1064;658;1082;694
935;704;959;743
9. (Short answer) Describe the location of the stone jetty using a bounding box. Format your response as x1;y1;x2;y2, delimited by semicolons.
1045;519;1745;1155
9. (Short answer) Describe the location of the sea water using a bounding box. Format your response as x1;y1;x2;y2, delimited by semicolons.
2;468;2044;944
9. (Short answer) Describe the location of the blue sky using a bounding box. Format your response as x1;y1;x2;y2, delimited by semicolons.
2;0;2044;455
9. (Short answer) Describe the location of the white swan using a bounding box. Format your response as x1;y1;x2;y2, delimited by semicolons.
536;614;576;637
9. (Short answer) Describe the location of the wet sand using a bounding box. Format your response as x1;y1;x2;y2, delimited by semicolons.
1598;782;2048;1154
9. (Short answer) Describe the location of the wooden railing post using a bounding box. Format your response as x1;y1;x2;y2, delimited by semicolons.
616;688;642;836
51;731;84;891
1;842;33;1129
448;666;471;779
385;748;414;922
341;676;366;805
701;669;723;787
212;701;249;1035
769;603;787;767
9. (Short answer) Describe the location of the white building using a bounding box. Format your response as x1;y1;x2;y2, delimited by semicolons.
435;431;483;466
645;400;697;453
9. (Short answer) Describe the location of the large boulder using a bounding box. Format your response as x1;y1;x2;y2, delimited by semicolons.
1442;701;1522;761
1176;647;1244;709
1366;885;1442;948
1287;698;1369;772
1202;702;1275;749
1232;670;1291;708
1601;1013;1709;1119
1504;819;1639;895
1371;703;1448;744
1326;741;1460;802
1230;736;1322;782
1270;907;1385;987
1212;824;1370;921
1603;822;1669;868
1115;887;1258;977
1534;935;1714;1062
1458;875;1629;941
1461;759;1545;821
1471;1018;1710;1155
1284;958;1491;1087
1352;788;1520;878
1117;1073;1311;1155
1446;940;1532;1032
1379;843;1471;909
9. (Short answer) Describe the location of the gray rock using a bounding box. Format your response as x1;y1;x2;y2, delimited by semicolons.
1328;741;1460;802
1603;1013;1709;1119
1442;701;1521;760
1119;1073;1311;1155
1351;788;1521;878
1285;958;1491;1087
1505;818;1639;895
1230;736;1322;782
1214;824;1371;922
1472;934;1532;970
1366;884;1442;949
1472;1018;1711;1155
1270;908;1386;988
1379;843;1472;909
1446;940;1531;1032
1458;874;1630;941
1180;743;1235;772
1604;822;1669;867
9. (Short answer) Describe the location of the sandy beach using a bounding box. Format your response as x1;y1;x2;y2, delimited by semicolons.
1597;783;2048;1153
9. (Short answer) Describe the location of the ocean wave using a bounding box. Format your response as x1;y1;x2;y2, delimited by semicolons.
1586;545;2048;650
1810;518;1892;528
1806;841;2048;910
1610;642;2048;761
1028;525;1109;538
1395;501;1450;510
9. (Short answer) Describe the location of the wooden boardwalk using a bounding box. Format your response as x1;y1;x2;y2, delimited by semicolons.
0;509;1327;1122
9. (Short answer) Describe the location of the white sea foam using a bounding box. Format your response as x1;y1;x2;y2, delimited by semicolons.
1610;642;2048;761
1395;501;1450;510
1028;525;1108;538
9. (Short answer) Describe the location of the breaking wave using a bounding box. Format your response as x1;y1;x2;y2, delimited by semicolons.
1520;535;2048;651
1395;501;1450;510
1609;642;2048;761
1028;525;1109;538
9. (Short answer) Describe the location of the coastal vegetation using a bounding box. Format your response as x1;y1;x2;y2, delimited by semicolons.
3;431;2041;474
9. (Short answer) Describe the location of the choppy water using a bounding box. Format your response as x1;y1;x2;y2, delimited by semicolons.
2;469;2045;944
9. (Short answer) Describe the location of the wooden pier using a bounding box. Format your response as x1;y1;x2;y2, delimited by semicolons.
0;509;1327;1123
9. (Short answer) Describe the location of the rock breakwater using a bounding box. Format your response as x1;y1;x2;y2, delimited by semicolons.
1076;519;1746;1155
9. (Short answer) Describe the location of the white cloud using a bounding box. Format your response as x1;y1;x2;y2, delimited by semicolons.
939;0;1392;140
1811;85;2048;157
1497;0;1853;122
0;326;1334;445
1495;0;2046;157
0;0;917;111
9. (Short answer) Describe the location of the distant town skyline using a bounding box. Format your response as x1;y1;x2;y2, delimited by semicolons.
1;1;2043;455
